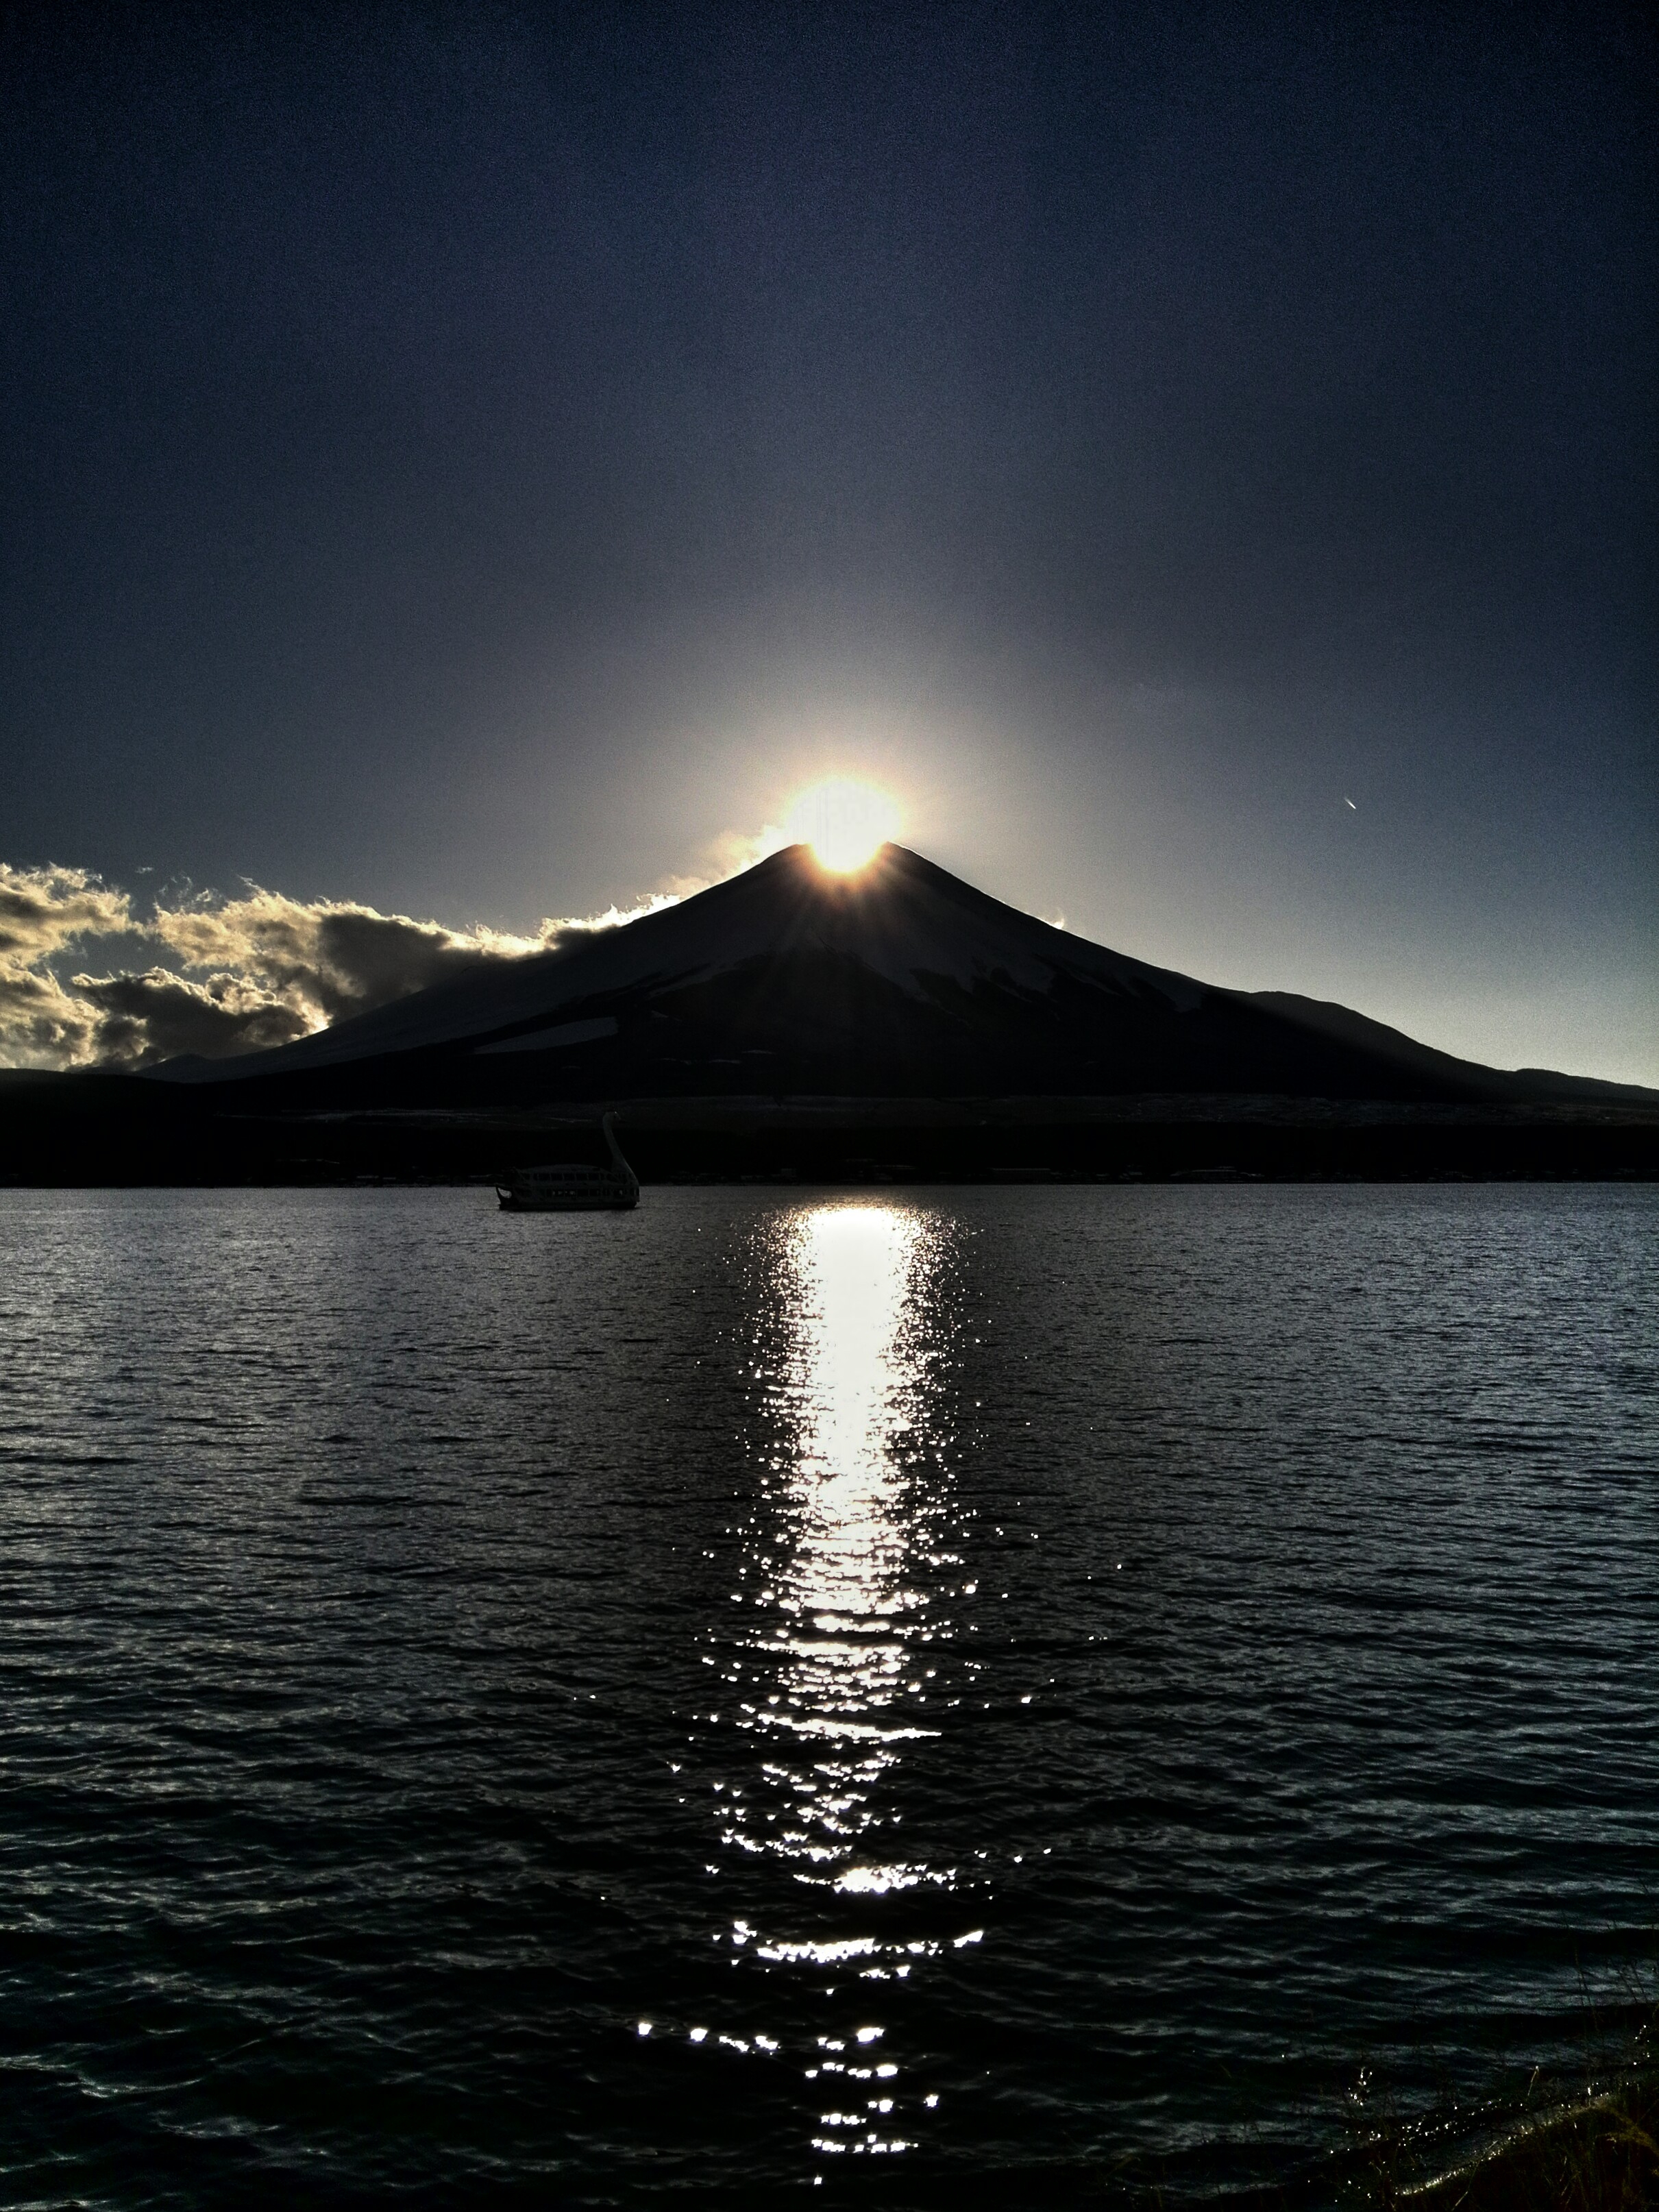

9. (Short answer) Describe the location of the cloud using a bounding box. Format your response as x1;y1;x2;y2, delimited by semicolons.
0;863;688;1071
0;865;136;1067
149;888;544;1031
0;863;132;962
69;968;317;1064
0;962;102;1067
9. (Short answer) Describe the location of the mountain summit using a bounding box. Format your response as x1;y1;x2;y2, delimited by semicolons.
153;842;1638;1108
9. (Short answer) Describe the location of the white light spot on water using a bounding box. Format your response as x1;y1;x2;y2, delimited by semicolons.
761;1937;877;1966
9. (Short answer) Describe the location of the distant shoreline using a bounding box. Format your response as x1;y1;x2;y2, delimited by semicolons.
3;1074;1656;1186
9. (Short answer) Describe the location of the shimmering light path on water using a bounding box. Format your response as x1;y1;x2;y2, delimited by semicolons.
0;1185;1654;2207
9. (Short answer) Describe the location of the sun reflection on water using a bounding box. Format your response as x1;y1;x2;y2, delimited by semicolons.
699;1200;967;2164
776;1202;934;1771
744;1207;943;1873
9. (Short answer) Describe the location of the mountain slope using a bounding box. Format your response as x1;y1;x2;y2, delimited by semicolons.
150;844;1647;1108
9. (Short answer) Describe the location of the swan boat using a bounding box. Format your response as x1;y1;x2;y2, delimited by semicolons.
496;1113;640;1211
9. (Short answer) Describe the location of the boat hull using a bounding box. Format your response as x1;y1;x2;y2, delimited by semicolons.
497;1185;638;1212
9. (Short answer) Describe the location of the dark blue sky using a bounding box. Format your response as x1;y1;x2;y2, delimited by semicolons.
3;1;1654;1077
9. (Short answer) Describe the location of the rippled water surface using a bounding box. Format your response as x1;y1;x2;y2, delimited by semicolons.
1;1185;1655;2207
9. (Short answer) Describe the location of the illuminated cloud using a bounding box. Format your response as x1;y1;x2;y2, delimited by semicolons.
149;888;543;1029
0;961;103;1068
68;968;317;1064
0;862;685;1071
0;865;135;1066
0;862;132;961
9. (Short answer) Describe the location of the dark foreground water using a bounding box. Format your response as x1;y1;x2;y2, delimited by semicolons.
0;1185;1655;2208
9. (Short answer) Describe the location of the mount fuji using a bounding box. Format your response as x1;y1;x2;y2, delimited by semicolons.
153;842;1638;1110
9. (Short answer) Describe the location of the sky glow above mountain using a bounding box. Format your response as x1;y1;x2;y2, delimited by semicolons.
1;4;1653;1083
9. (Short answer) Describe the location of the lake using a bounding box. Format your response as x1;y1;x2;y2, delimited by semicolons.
1;1184;1654;2207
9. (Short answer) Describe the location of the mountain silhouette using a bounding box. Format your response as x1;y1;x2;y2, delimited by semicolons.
151;844;1643;1109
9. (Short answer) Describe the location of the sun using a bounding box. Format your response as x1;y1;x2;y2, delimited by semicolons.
784;778;901;873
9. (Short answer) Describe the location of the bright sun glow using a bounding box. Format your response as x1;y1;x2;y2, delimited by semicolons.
783;778;900;873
